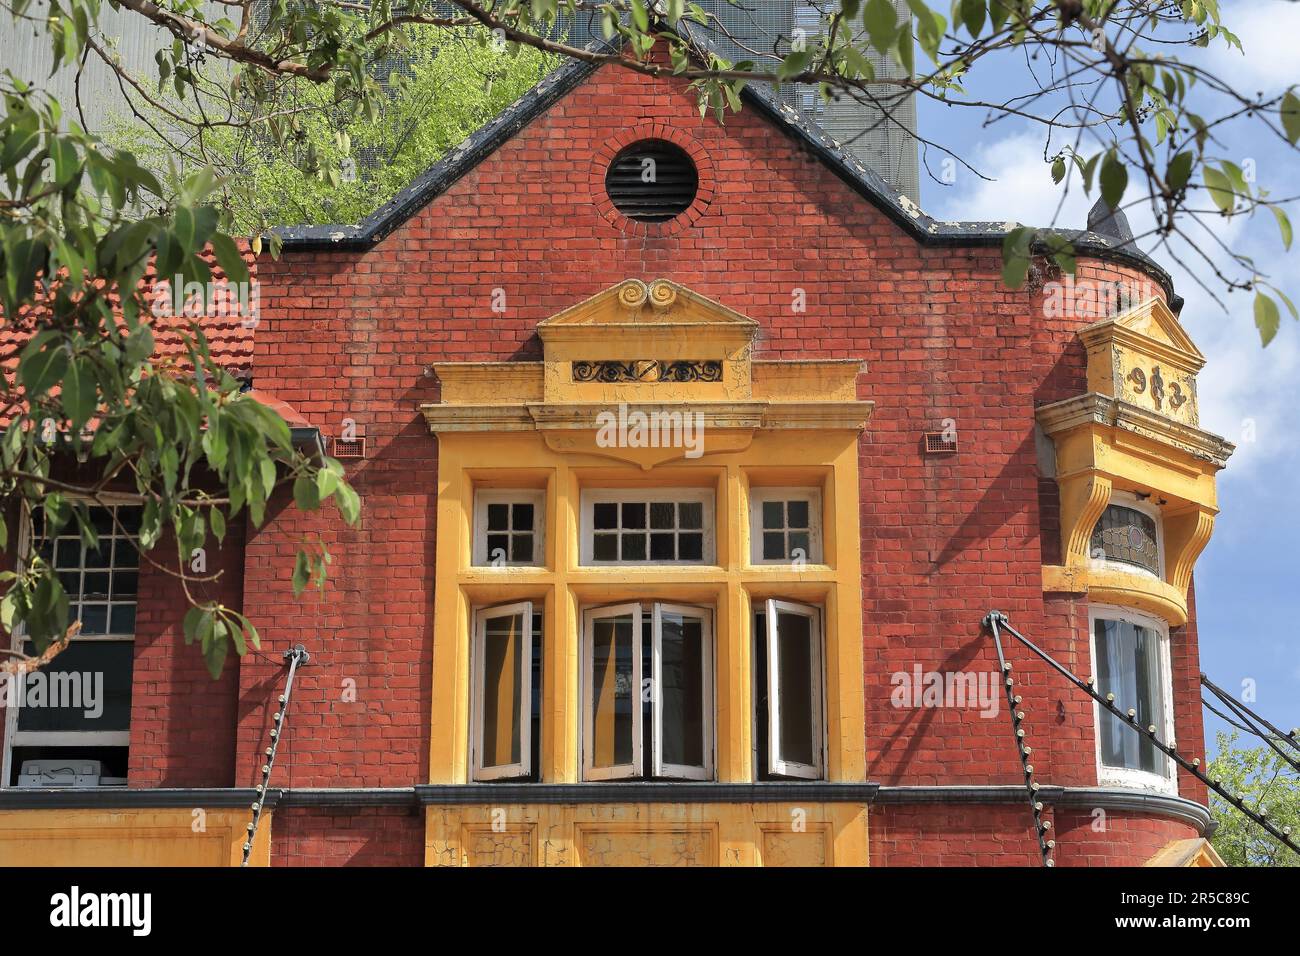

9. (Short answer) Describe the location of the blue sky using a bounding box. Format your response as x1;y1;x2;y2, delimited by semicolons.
911;1;1299;756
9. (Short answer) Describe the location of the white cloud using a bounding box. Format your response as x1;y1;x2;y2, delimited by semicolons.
1200;1;1300;95
926;130;1300;477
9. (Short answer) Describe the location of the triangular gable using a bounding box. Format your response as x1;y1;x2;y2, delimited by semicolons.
1080;296;1205;367
271;44;1176;305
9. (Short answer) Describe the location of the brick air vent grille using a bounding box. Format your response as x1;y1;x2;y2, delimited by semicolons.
923;432;958;455
332;437;367;459
605;139;699;222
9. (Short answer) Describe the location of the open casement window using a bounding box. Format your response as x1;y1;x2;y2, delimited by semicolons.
4;504;141;788
749;487;823;565
1090;608;1175;793
579;489;714;566
582;602;713;781
472;490;544;567
755;599;824;780
470;602;539;781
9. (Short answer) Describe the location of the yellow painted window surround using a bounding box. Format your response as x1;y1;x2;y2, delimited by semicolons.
422;279;871;788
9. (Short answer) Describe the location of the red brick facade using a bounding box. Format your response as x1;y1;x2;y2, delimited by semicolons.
4;61;1212;866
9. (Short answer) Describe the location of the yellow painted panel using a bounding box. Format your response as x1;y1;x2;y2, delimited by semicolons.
426;802;867;867
0;808;269;867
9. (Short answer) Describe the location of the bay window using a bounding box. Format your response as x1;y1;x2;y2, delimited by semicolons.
1090;607;1175;792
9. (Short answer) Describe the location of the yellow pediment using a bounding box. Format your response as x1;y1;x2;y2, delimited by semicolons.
537;278;758;403
1078;297;1204;427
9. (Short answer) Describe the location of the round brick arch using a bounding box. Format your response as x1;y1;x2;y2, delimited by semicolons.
591;125;714;237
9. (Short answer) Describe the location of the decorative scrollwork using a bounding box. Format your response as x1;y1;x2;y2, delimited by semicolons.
572;360;722;383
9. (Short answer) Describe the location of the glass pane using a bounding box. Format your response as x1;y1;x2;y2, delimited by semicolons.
512;502;534;531
114;541;139;569
90;508;115;535
511;534;534;564
79;604;109;635
622;502;646;529
109;604;136;635
650;501;674;529
84;546;110;569
762;500;784;530
678;533;703;561
82;572;110;600
659;611;705;768
480;613;524;768
678;502;702;529
486;534;509;562
486;503;509;531
621;534;646;561
1090;505;1159;574
593;502;618;529
16;640;134;732
593;533;618;561
650;533;675;561
112;571;138;599
787;499;810;529
1095;617;1167;775
591;614;634;769
118;507;143;533
775;611;815;767
788;531;810;559
55;539;81;569
762;532;785;561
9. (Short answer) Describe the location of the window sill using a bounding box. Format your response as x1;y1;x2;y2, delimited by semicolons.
416;782;876;805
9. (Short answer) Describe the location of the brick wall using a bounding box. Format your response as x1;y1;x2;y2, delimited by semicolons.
218;62;1205;861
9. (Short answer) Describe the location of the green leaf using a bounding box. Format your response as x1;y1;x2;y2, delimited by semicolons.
61;354;97;428
1272;206;1293;251
294;475;321;511
18;333;69;399
209;232;249;286
960;0;986;37
292;550;310;597
1254;291;1281;346
777;50;813;81
863;0;897;52
1166;151;1194;192
1099;151;1128;211
629;0;649;31
1202;165;1235;214
1281;91;1300;146
1000;226;1033;290
334;482;361;526
1051;157;1066;184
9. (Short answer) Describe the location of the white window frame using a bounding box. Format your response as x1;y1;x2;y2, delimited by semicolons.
470;601;535;781
1088;491;1164;581
651;602;714;781
472;489;545;568
581;601;715;781
2;498;139;789
581;602;643;781
1088;604;1177;795
749;486;823;565
764;599;825;780
579;488;715;566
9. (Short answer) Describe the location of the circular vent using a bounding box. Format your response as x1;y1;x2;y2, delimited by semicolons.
604;139;699;222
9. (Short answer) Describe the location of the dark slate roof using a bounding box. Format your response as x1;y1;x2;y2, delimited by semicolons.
275;40;1177;305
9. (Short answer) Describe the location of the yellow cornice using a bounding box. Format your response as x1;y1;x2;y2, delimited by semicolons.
1078;296;1206;371
420;400;875;435
1036;393;1234;470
